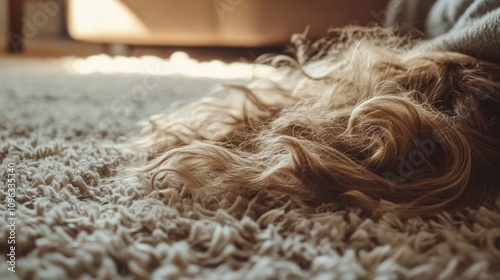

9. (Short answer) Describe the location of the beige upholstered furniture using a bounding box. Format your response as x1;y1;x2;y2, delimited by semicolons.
67;0;389;46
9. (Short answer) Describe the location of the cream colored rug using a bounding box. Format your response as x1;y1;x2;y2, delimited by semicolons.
1;55;499;280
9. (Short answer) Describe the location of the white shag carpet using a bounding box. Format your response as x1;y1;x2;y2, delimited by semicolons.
1;54;500;280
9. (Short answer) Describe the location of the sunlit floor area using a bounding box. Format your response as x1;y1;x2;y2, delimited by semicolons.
0;51;259;140
0;38;280;62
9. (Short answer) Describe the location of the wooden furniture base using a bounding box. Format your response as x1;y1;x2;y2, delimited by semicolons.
7;0;24;53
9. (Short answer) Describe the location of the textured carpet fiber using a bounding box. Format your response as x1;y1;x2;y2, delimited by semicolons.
1;56;500;280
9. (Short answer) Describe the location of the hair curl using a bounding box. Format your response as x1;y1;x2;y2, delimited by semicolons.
128;26;500;218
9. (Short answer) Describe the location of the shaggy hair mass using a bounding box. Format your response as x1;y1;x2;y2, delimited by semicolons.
129;26;500;218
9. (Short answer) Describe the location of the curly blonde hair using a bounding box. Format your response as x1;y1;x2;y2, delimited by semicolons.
129;26;500;217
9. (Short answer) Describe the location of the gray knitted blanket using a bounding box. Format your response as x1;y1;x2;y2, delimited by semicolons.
387;0;500;63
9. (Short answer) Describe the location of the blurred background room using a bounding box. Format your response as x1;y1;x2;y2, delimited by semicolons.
0;0;389;59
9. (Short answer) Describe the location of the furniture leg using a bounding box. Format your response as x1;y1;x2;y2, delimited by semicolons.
7;0;24;53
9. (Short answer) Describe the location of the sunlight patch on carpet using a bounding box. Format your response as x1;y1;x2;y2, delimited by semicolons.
70;52;275;79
